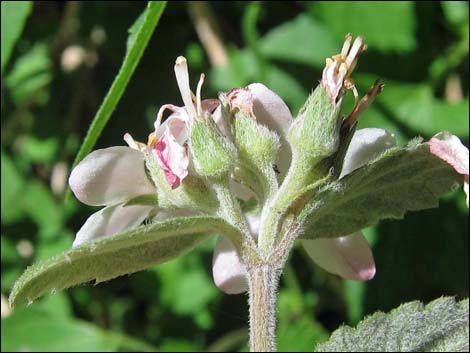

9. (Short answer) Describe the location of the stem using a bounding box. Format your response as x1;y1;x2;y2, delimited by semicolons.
212;178;251;238
247;265;281;352
258;151;314;257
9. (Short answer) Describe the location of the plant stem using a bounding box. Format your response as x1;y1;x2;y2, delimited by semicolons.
247;264;281;352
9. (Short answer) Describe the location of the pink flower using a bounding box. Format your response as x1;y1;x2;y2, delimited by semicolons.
429;132;469;207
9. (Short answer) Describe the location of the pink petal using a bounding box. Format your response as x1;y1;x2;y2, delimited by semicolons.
69;147;156;206
153;128;189;189
429;132;469;175
429;132;469;207
73;204;154;247
212;236;247;294
341;128;396;177
301;232;376;281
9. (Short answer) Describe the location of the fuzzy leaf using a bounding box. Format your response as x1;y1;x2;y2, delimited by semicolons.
9;216;240;307
299;142;462;240
315;297;469;352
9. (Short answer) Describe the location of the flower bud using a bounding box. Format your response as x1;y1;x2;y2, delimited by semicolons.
288;34;367;162
189;116;237;179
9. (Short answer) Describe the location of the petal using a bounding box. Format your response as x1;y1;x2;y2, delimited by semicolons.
301;232;376;281
69;146;156;206
212;236;247;294
153;128;189;189
73;204;154;247
341;128;396;177
247;83;294;175
174;56;197;119
212;105;229;136
156;112;189;145
247;83;293;137
464;175;469;208
429;132;469;175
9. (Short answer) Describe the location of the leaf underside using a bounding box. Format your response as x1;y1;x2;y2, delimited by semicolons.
9;216;237;307
315;297;469;352
299;142;462;240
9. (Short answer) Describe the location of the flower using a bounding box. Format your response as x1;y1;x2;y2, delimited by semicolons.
69;146;157;247
212;84;397;292
428;131;469;207
69;56;217;246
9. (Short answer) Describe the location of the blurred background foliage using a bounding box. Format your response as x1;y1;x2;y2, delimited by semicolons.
1;1;468;351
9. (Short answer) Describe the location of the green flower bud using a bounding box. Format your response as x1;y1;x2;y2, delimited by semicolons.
189;117;237;179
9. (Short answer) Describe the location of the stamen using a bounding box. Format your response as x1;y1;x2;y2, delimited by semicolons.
174;56;197;119
124;133;138;149
345;36;364;68
341;33;353;58
196;73;205;116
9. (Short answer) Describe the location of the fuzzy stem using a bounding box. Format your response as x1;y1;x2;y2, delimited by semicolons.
212;178;251;238
247;265;281;352
258;151;316;257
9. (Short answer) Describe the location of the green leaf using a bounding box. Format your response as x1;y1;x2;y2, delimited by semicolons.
369;77;469;139
22;181;63;239
1;306;158;352
315;297;469;352
9;216;239;307
441;1;469;30
155;251;218;324
0;1;32;74
1;150;25;223
299;142;462;240
70;2;166;173
4;43;51;105
312;1;416;53
259;14;337;67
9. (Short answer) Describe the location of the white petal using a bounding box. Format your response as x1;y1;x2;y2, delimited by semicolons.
246;212;260;236
174;56;197;119
212;105;229;136
247;83;293;137
69;146;156;206
212;236;247;294
247;83;294;175
73;204;154;247
301;232;376;281
341;128;396;178
229;179;255;201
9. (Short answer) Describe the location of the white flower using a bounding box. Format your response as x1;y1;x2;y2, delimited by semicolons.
69;146;157;247
212;85;396;294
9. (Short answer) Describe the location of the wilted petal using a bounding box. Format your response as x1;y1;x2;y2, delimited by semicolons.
73;204;154;247
154;127;189;189
69;146;156;206
301;232;376;281
341;128;396;177
429;131;469;207
156;112;189;145
212;236;247;294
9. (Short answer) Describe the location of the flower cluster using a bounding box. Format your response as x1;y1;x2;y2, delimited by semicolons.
69;35;468;295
